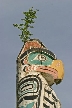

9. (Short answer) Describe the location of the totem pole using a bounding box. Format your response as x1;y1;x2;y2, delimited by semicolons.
13;7;64;108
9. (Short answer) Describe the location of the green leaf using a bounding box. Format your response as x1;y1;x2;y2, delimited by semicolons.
13;24;18;27
36;9;39;11
18;26;20;28
21;19;25;20
19;24;24;26
29;26;34;28
22;39;24;42
29;33;33;36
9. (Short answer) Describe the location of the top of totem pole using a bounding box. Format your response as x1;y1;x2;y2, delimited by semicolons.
16;38;64;86
13;7;64;86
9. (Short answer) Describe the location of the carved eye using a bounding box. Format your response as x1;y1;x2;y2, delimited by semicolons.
31;54;47;61
38;54;47;61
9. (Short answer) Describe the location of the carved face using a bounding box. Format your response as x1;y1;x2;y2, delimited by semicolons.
17;39;64;85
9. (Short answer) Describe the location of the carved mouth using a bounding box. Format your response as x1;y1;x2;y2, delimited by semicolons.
25;65;58;79
36;66;58;79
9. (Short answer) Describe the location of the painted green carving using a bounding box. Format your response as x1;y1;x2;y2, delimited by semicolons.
20;102;34;108
28;52;53;66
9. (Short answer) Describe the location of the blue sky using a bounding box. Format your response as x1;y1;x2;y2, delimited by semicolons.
0;0;72;108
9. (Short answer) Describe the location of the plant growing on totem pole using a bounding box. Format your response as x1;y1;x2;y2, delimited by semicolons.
13;7;39;42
